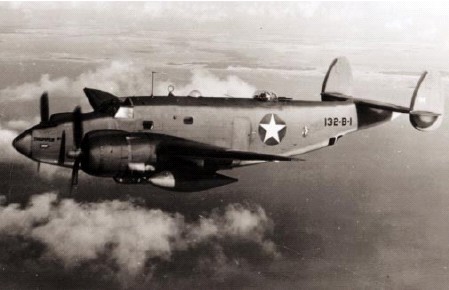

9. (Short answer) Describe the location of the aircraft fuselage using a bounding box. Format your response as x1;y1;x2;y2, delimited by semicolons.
26;96;393;169
14;57;437;192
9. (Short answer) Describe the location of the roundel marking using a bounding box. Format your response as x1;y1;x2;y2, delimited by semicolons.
258;113;287;146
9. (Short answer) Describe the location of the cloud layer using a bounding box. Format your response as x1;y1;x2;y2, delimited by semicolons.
0;125;20;161
2;2;449;45
0;62;256;108
0;193;277;285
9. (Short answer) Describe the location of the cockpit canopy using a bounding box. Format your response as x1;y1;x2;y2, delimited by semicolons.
253;90;278;102
188;90;202;97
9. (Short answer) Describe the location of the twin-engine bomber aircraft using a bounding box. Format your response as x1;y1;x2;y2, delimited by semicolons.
13;57;444;192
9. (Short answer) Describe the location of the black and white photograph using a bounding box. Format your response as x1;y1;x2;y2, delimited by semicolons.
0;1;449;289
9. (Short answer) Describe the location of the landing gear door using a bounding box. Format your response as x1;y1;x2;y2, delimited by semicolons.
232;117;251;151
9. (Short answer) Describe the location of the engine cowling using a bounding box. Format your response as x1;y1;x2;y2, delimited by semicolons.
80;131;157;177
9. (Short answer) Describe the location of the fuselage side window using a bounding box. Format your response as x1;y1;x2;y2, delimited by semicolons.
183;117;194;125
143;121;154;130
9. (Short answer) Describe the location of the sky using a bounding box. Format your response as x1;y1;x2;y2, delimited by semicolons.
0;2;449;289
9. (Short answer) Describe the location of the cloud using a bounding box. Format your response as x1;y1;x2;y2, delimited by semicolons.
0;193;277;285
0;125;20;161
0;61;150;102
157;69;256;98
2;2;449;46
0;62;256;108
5;119;36;131
4;2;318;24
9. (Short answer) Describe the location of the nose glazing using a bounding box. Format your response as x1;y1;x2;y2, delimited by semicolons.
13;131;32;157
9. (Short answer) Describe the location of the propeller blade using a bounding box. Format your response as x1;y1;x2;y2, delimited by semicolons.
70;158;80;193
69;107;83;194
37;162;40;173
73;106;83;149
40;92;49;122
58;131;66;165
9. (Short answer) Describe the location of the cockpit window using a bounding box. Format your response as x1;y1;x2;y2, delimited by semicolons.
143;121;154;130
183;117;194;124
114;106;134;119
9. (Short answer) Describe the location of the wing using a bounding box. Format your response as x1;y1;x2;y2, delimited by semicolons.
157;138;294;162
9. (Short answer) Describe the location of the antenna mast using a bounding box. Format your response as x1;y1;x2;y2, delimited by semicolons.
151;71;157;97
151;71;166;97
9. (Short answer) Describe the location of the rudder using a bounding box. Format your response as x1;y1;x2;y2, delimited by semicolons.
409;71;444;131
321;57;353;101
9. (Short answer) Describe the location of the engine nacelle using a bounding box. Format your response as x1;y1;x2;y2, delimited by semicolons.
80;131;157;177
148;170;237;192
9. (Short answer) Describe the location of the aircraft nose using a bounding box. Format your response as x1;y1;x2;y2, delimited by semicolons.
13;131;32;157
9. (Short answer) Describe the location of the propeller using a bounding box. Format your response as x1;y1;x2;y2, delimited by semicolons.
70;106;83;193
71;158;80;191
36;91;50;173
58;131;66;165
40;91;49;123
73;107;83;149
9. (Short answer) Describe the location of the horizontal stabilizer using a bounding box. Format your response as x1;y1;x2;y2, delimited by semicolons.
354;96;411;113
322;92;411;113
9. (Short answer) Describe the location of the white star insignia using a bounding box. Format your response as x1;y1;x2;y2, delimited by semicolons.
259;114;286;143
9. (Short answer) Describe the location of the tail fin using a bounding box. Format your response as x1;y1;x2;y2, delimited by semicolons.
321;57;410;112
321;57;353;101
409;71;444;131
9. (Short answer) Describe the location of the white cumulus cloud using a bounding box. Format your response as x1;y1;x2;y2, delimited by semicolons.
0;193;277;284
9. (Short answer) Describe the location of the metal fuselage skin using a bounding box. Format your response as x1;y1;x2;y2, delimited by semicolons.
27;96;393;170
